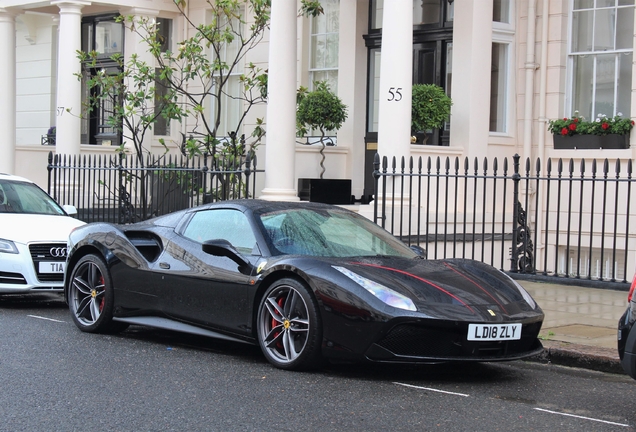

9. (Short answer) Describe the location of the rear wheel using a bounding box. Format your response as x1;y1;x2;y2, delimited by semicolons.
257;278;322;370
67;254;128;334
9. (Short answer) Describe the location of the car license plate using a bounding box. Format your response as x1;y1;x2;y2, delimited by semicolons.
39;262;65;274
467;323;522;341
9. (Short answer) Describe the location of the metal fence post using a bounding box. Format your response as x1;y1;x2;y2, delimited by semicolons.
510;154;520;272
47;151;54;197
244;153;252;199
117;151;124;225
372;153;381;227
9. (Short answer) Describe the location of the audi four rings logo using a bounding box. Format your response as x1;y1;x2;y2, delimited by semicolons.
49;247;68;258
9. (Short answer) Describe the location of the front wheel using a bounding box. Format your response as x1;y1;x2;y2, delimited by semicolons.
67;254;128;334
257;278;322;370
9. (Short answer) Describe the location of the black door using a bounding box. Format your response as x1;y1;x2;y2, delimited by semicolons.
151;208;259;334
151;237;254;334
362;0;453;200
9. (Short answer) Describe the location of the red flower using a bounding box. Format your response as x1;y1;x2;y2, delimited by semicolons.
573;118;579;123
563;118;568;121
569;123;577;131
632;120;635;125
561;127;568;136
602;122;609;130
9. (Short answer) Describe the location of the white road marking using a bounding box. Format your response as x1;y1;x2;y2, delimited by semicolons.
27;315;65;323
534;408;630;428
393;382;470;397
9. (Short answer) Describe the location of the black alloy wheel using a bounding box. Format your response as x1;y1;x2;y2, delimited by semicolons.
257;278;322;370
67;254;128;334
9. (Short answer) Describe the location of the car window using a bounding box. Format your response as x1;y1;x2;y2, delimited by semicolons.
182;209;257;254
0;180;66;215
260;208;416;258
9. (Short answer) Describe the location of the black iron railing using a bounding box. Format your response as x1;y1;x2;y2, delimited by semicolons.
47;151;262;224
373;153;634;290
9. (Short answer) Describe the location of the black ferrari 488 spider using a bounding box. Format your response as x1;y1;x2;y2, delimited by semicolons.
64;200;544;370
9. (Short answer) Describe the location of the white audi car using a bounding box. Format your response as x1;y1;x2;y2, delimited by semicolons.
0;173;85;293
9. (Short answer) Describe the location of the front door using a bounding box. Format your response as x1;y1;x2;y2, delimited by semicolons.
362;0;453;200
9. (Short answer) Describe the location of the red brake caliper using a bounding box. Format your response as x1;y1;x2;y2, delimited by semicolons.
98;276;105;312
272;296;285;350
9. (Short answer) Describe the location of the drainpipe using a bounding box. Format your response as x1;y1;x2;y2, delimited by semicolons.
523;0;537;164
535;0;549;259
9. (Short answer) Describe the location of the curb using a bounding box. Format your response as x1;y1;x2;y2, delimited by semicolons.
529;340;625;375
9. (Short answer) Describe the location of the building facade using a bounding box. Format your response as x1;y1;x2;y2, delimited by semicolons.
1;0;636;277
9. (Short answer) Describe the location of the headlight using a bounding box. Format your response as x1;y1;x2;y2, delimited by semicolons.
0;239;18;254
333;266;417;311
500;271;536;309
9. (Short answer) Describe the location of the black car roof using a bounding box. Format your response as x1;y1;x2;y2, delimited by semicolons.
143;199;350;228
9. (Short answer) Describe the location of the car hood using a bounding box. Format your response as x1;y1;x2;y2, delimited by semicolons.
0;214;85;244
338;256;537;316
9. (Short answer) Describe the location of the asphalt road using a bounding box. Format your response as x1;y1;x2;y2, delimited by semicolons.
1;293;635;432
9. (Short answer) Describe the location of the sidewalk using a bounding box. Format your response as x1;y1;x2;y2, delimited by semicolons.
520;280;627;374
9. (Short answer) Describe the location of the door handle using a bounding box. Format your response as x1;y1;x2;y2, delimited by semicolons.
159;262;170;269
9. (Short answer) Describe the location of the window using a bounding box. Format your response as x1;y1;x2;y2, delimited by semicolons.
182;209;257;254
490;2;514;134
309;0;339;92
81;15;123;57
490;42;509;132
80;15;123;145
493;0;510;23
414;0;441;25
367;48;381;133
371;0;453;29
154;18;172;136
208;11;244;138
569;0;634;120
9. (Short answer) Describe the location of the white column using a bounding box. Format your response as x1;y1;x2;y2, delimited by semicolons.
260;0;299;201
53;1;89;155
337;0;368;198
0;9;16;174
449;0;493;159
377;0;412;163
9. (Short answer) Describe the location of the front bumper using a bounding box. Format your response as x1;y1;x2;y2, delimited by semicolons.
0;242;67;293
364;318;544;363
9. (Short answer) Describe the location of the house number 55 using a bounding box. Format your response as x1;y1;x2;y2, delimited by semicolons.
387;87;403;102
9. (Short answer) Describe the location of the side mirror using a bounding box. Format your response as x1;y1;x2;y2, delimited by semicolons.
62;205;78;217
202;239;253;274
409;244;427;258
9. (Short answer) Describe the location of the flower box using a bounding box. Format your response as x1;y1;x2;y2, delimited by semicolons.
552;134;629;150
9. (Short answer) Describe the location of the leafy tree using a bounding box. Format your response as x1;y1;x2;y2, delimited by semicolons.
296;81;348;179
78;0;324;210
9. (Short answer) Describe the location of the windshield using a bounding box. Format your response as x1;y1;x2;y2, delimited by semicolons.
258;207;417;258
0;180;67;216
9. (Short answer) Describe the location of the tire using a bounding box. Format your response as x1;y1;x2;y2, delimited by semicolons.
257;278;322;371
67;254;128;334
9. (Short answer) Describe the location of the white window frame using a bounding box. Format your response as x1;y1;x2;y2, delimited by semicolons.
308;0;340;92
490;3;515;137
154;17;173;138
565;0;635;120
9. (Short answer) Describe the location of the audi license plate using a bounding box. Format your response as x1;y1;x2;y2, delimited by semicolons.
467;323;522;341
39;262;65;274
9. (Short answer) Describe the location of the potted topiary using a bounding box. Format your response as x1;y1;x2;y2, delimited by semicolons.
296;81;350;204
43;126;56;146
411;84;452;145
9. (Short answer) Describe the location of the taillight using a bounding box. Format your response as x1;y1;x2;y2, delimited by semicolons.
628;274;636;303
